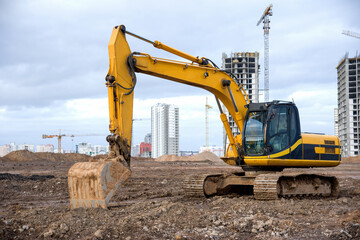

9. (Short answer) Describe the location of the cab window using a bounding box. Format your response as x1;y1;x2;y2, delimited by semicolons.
244;111;267;155
290;107;299;144
267;106;290;153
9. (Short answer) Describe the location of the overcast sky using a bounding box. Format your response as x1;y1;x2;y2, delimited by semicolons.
0;0;359;152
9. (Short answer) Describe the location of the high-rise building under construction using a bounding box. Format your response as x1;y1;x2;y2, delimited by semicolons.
336;53;360;157
222;52;260;154
222;52;260;103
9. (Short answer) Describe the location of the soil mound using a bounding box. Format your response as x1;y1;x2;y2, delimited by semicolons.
190;151;222;162
1;150;93;162
155;151;222;162
156;155;180;162
3;150;39;162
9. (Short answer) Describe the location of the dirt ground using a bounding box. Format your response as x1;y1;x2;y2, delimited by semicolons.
0;151;359;239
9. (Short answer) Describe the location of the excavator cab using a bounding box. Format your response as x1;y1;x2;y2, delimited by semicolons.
243;101;301;157
242;100;340;169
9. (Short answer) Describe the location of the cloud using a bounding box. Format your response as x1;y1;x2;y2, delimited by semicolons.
0;0;358;151
287;87;337;135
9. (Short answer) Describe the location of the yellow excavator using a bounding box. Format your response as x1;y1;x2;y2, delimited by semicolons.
68;25;341;209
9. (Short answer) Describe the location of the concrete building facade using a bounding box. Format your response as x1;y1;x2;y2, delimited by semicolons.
140;142;151;157
76;142;92;155
222;52;260;154
144;133;152;144
36;144;54;153
336;53;360;157
334;108;339;137
10;142;16;152
0;145;11;157
132;134;152;158
17;144;34;152
93;145;109;155
76;142;108;156
151;103;179;158
131;144;140;157
222;52;260;103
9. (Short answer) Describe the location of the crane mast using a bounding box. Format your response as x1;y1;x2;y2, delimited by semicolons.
42;129;66;153
342;30;360;39
257;4;273;102
205;97;213;148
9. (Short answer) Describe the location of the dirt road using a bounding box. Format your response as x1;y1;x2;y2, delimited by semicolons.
0;151;359;239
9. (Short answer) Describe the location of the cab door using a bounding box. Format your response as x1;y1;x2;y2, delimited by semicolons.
266;104;301;157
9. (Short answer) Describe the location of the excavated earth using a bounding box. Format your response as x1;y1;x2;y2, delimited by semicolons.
0;150;359;239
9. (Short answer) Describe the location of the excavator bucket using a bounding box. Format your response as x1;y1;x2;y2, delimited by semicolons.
68;160;131;209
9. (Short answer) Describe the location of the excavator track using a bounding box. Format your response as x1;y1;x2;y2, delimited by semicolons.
254;173;339;200
183;174;208;197
183;172;339;200
254;174;279;200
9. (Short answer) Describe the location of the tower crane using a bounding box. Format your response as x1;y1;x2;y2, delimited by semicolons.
257;4;273;102
42;129;73;153
42;130;106;153
205;96;213;147
342;30;360;39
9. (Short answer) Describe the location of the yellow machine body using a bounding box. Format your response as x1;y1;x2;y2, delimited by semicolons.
67;25;341;208
243;134;341;167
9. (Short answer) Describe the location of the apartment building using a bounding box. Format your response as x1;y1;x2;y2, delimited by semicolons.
336;53;360;157
151;103;179;158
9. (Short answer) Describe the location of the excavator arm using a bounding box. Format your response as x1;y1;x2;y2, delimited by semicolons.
106;25;249;162
68;25;250;209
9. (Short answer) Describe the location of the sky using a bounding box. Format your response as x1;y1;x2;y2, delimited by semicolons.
0;0;359;152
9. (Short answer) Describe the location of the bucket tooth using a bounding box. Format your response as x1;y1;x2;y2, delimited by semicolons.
68;161;131;209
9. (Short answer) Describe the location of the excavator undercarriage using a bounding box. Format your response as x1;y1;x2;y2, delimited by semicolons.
184;170;339;200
